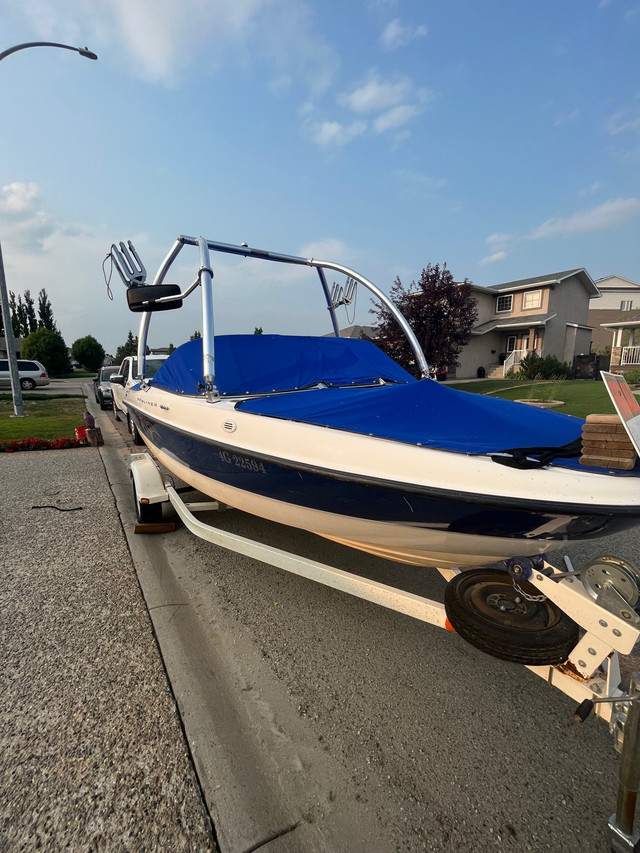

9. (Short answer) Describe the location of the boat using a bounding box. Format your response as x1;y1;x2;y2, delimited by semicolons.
107;235;640;571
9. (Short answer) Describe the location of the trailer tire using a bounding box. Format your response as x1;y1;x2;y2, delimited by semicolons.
132;479;163;524
444;569;579;666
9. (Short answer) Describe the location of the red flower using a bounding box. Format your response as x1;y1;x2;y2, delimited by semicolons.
0;431;88;453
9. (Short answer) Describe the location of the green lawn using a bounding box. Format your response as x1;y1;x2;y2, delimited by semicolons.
0;395;87;440
446;379;617;419
0;378;622;441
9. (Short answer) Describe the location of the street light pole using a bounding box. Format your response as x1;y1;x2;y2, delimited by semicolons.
0;41;98;416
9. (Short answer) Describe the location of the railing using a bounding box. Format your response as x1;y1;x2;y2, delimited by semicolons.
621;346;640;365
503;349;541;377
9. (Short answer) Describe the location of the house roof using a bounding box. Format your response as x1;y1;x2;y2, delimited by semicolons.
471;312;558;335
338;325;378;340
477;268;600;298
602;315;640;330
594;274;640;290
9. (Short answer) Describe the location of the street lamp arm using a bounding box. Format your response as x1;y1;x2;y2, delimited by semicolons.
0;42;97;62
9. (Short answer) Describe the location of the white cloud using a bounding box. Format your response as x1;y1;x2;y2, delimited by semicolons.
0;183;56;250
380;18;428;51
339;72;413;113
481;198;640;264
486;232;512;247
479;251;506;265
528;198;640;239
304;119;367;147
373;104;420;133
299;238;352;261
329;71;433;142
9;0;339;91
607;110;640;135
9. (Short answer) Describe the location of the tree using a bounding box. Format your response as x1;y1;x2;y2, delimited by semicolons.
190;330;202;340
370;264;478;377
115;330;138;363
23;290;38;335
37;289;57;331
254;326;263;335
9;291;26;337
8;288;58;336
72;335;105;372
21;328;70;375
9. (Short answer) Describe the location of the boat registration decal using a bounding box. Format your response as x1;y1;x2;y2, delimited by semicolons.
219;449;267;474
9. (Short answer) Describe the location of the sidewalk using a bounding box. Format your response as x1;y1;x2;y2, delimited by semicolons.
0;447;217;851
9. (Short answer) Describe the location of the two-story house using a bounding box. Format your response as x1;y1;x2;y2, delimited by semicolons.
588;275;640;372
454;269;599;379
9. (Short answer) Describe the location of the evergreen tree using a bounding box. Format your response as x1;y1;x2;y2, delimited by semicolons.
24;290;38;335
8;292;20;337
9;291;28;337
115;330;138;363
37;289;57;331
8;288;58;337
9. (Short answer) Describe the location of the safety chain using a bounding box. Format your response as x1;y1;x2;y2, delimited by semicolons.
513;579;548;603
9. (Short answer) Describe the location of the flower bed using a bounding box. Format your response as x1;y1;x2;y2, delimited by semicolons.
0;432;87;453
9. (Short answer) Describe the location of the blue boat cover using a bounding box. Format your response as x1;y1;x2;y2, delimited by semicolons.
151;335;413;395
237;381;585;457
152;335;609;466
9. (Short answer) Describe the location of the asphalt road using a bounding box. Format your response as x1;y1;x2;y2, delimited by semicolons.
90;384;640;853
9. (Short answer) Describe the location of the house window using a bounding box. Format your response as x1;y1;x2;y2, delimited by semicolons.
496;294;513;313
522;289;542;310
621;300;633;311
506;335;517;352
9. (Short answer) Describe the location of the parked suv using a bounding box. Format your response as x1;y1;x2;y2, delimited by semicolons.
111;355;168;444
93;365;120;409
0;358;50;390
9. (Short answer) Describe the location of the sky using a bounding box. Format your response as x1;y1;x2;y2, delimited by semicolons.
0;0;638;356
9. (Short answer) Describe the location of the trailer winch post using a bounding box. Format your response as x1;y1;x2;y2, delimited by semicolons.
609;673;640;853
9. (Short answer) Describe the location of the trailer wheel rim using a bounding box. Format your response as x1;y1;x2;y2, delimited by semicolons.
459;577;561;632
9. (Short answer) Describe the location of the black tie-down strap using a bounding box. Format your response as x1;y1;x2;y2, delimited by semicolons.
491;437;583;470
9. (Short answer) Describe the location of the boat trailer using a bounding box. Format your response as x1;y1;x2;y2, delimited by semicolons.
130;450;640;852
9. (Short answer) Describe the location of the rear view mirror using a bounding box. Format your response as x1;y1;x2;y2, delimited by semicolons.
126;284;183;313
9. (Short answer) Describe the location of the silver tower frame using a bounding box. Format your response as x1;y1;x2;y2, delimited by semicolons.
133;235;430;392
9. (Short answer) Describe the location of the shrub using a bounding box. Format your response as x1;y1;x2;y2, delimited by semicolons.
517;352;573;380
623;369;640;385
